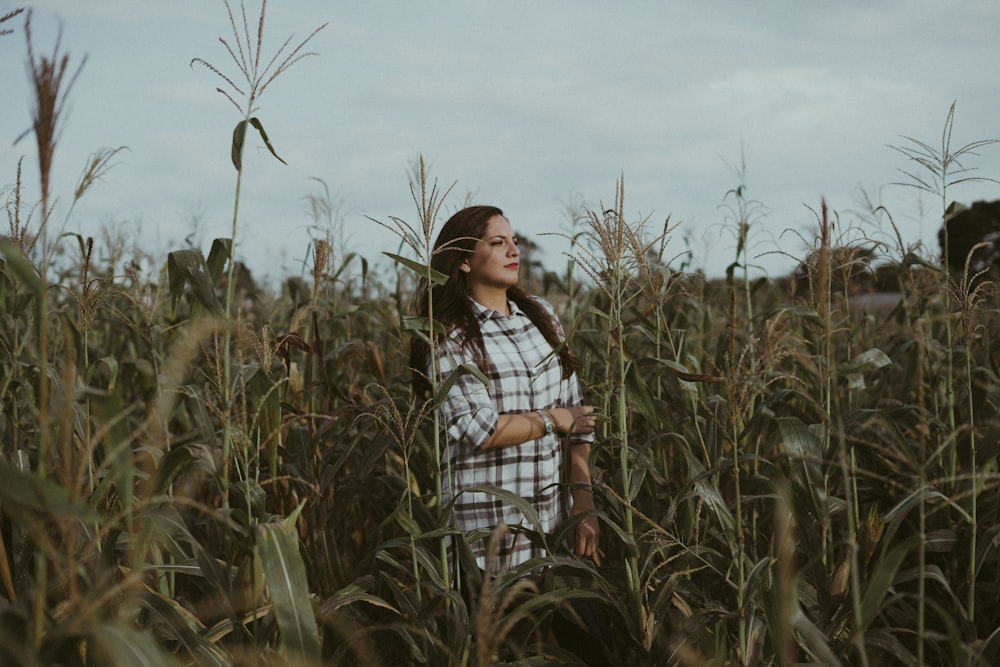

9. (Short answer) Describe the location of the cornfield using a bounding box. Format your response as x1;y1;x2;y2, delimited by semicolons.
2;4;1000;666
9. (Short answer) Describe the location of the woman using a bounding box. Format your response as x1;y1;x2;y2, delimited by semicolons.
410;205;599;573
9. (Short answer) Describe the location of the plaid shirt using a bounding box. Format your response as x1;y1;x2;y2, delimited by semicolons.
435;296;591;571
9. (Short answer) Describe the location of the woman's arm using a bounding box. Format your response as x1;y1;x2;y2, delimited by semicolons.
568;441;599;558
567;442;594;509
480;411;547;449
481;406;595;450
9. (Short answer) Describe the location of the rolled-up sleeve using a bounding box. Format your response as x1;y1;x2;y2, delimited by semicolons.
435;333;497;450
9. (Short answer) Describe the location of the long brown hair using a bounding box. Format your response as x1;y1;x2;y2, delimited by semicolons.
409;205;581;395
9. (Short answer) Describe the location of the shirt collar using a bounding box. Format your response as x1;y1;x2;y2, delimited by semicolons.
470;297;522;321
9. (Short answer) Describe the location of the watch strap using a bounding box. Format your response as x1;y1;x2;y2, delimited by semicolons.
536;409;554;436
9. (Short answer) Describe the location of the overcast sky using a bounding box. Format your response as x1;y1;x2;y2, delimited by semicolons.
3;1;999;285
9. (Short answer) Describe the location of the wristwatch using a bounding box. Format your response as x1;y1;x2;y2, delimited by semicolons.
536;409;554;436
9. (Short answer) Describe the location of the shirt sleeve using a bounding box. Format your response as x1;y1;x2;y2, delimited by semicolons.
434;331;497;450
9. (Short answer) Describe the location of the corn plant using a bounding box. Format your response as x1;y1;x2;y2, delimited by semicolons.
889;102;998;660
190;0;325;508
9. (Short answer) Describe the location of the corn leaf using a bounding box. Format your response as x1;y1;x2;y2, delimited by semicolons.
167;249;222;316
231;120;247;170
322;582;398;615
89;623;184;666
625;359;660;429
85;355;119;392
140;590;232;667
792;608;844;667
0;239;42;298
206;237;232;283
0;455;100;523
249;117;287;165
862;534;922;626
777;417;828;525
149;445;199;498
839;348;892;376
463;484;541;531
89;389;135;513
384;252;449;285
255;522;321;662
432;363;490;408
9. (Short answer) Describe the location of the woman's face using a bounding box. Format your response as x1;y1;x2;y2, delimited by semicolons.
461;214;520;292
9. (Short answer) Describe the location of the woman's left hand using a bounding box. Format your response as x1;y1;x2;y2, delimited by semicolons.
570;506;600;559
553;406;596;435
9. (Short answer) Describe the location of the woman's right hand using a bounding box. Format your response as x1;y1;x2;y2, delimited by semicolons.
551;405;596;435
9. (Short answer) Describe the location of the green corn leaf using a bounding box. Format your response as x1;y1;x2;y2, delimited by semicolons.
395;504;420;537
769;304;824;325
655;358;699;395
255;521;321;662
167;249;223;317
149;445;199;498
862;535;923;627
89;623;184;666
432;363;490;408
384;252;449;285
841;347;892;390
625;360;660;428
140;591;232;666
283;498;308;532
85;355;119;392
587;305;611;321
322;582;398;615
0;452;100;523
89;389;135;513
463;484;541;531
232;119;288;170
203;606;274;644
744;556;773;604
206;238;232;283
247;367;282;478
792;608;844;667
249;117;288;165
401;315;446;336
777;417;827;524
839;348;892;376
678;447;735;536
132;507;198;565
0;238;43;298
231;120;247;170
882;486;971;553
627;466;647;502
401;316;428;333
138;506;239;621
